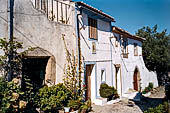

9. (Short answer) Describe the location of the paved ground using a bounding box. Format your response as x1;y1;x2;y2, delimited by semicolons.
90;86;165;113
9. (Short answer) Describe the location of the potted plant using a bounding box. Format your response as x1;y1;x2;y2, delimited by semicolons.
58;107;65;113
80;104;88;113
85;99;92;112
68;99;81;113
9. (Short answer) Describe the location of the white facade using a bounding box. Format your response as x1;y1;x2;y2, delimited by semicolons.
77;3;158;104
110;31;158;96
78;11;113;103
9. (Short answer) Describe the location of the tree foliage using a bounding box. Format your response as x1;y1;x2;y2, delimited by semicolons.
0;38;23;80
136;25;170;85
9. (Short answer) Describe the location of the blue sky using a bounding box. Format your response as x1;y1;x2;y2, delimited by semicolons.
74;0;170;34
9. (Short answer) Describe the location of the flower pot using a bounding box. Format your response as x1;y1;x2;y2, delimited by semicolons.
70;110;78;113
64;107;70;113
81;109;86;113
58;110;64;113
70;111;74;113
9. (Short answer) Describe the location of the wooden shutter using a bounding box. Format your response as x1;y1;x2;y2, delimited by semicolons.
88;17;97;39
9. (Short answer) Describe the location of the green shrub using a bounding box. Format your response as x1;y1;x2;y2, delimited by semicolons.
80;99;92;112
0;77;7;104
0;78;28;113
142;82;154;94
99;83;118;99
149;82;153;89
34;83;72;112
0;77;38;113
144;102;169;113
68;99;81;110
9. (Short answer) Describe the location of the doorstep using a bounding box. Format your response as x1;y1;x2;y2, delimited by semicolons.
94;98;107;106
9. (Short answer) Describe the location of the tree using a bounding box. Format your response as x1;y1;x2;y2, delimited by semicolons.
136;25;170;85
0;38;23;80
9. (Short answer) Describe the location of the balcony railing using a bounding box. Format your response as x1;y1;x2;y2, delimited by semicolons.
31;0;74;25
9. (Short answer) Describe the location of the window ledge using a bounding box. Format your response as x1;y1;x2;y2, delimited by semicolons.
123;54;128;58
88;38;98;41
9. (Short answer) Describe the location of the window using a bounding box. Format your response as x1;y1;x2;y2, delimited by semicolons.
115;36;118;47
88;17;97;40
134;43;138;56
122;37;128;58
101;69;106;83
92;42;96;54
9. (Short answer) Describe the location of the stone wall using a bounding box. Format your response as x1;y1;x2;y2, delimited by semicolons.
0;0;77;84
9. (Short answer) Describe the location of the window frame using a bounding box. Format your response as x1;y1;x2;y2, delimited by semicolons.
134;43;138;56
88;17;98;40
122;37;128;58
101;68;106;83
92;42;97;54
115;36;119;47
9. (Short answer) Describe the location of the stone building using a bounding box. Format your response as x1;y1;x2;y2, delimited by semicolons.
0;0;77;89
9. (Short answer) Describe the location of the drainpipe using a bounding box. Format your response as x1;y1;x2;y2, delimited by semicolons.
75;3;82;93
7;0;14;81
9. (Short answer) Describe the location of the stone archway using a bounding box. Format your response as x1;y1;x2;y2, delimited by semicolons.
45;55;56;86
23;47;56;88
133;67;141;91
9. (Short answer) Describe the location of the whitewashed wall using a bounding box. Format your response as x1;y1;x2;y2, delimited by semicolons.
111;32;158;95
79;12;113;102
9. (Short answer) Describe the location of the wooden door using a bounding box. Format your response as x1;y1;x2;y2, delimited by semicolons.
85;64;93;100
133;70;138;91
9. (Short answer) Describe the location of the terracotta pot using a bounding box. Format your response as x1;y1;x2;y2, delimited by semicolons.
64;107;70;113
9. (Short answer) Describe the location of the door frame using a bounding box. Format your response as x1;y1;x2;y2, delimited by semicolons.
84;62;97;100
133;67;141;91
114;64;122;96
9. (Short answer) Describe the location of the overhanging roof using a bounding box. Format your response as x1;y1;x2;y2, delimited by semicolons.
112;26;145;41
76;2;115;22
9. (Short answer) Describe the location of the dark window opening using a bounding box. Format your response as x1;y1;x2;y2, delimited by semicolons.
22;57;49;91
122;37;128;58
134;43;138;56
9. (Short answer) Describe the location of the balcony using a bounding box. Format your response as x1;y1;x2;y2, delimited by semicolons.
31;0;74;25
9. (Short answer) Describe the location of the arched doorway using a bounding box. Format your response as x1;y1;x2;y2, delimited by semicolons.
133;67;140;91
22;47;56;90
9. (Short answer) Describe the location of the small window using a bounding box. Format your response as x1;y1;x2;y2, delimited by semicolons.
101;69;106;83
92;42;96;54
134;43;138;56
115;36;118;47
122;37;128;58
88;17;97;40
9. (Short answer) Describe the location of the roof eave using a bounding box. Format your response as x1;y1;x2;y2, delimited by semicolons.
112;26;145;41
76;2;115;22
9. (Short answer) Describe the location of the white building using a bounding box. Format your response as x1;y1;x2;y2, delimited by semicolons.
111;26;158;97
76;2;158;104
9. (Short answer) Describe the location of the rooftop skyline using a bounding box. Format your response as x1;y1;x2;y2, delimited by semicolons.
74;0;170;35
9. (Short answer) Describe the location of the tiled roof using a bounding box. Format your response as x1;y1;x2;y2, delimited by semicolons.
112;26;145;41
76;2;115;22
